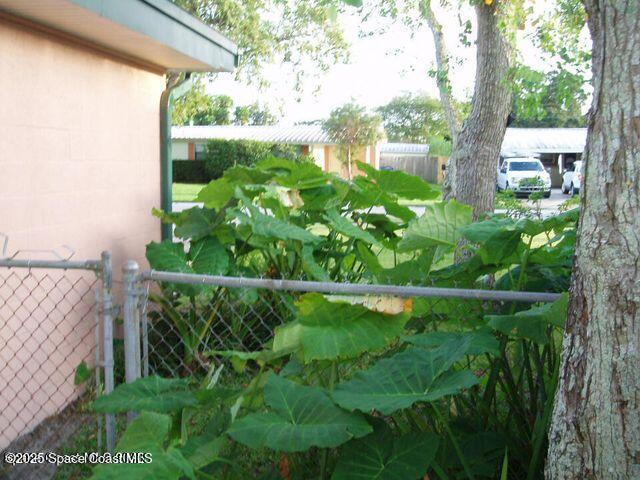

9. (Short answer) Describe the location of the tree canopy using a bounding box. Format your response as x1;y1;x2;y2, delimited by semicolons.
323;103;383;179
173;79;277;126
376;94;450;143
171;0;350;90
510;66;587;128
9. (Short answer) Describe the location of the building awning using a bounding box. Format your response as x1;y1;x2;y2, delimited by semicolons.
172;124;336;145
501;128;587;157
0;0;238;72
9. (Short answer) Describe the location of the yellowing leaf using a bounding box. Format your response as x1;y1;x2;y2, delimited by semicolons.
326;295;413;314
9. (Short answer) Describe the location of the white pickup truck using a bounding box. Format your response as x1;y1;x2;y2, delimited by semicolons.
497;157;552;198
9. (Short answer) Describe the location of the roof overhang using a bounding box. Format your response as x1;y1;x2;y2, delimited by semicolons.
0;0;238;72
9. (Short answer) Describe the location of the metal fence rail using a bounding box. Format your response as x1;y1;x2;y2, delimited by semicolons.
126;265;561;384
0;252;116;458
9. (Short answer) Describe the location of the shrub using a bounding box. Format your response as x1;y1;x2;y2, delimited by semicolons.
202;139;273;179
202;139;313;180
172;160;208;183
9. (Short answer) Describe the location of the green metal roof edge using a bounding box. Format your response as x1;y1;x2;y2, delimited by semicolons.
69;0;238;71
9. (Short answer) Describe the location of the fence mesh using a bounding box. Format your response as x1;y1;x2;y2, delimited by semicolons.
141;285;297;377
0;267;100;455
138;275;536;379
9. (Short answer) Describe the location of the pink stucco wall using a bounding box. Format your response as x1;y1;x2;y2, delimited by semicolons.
0;18;165;450
0;18;164;267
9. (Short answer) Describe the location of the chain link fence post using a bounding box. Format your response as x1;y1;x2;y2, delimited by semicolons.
100;251;116;451
122;260;140;422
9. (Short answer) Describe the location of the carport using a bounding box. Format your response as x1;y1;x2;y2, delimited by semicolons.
500;128;587;187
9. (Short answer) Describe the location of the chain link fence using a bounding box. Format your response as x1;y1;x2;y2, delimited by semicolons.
0;253;116;465
127;266;561;381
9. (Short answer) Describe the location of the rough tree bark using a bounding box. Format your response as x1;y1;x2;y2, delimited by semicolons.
420;0;461;144
546;2;640;478
442;1;511;219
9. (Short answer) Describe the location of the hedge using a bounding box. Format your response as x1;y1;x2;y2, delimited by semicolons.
203;139;274;179
173;139;314;184
173;160;209;184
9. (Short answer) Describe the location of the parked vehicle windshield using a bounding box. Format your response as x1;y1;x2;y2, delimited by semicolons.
509;161;543;172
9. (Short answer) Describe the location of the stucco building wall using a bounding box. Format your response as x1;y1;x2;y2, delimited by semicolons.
0;18;164;450
0;18;164;266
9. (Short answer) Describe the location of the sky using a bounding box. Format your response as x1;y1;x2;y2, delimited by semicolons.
203;1;585;125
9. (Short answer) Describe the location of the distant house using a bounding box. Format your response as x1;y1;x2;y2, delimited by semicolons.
171;124;381;178
501;128;587;187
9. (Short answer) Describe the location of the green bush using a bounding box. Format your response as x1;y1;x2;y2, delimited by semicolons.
202;139;274;179
172;160;209;183
202;139;313;180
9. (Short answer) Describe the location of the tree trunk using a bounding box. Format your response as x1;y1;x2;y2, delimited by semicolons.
442;2;511;219
347;146;353;181
421;0;460;144
546;2;640;478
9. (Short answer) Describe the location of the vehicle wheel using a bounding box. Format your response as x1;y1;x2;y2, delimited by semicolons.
561;184;568;194
571;184;579;196
544;191;551;198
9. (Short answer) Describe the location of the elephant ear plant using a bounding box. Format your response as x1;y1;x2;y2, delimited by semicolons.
91;289;569;479
96;159;580;477
144;158;441;374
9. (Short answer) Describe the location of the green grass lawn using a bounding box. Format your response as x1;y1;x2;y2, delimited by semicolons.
173;183;206;202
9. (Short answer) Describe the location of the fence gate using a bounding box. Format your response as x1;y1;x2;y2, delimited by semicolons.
0;250;116;469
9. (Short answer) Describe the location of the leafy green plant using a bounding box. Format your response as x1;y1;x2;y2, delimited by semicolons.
116;158;577;479
96;167;578;477
93;288;569;479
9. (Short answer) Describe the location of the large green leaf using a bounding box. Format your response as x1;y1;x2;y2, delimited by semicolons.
358;162;439;200
236;189;321;244
223;165;274;185
397;200;473;252
92;377;197;413
227;374;371;452
333;344;477;415
91;412;196;480
323;209;380;246
405;330;500;356
332;422;439;480
485;293;568;344
90;447;194;480
158;207;217;241
146;241;192;274
196;177;235;210
459;216;524;264
146;238;228;295
296;293;410;362
189;237;229;275
272;321;303;353
116;411;170;452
